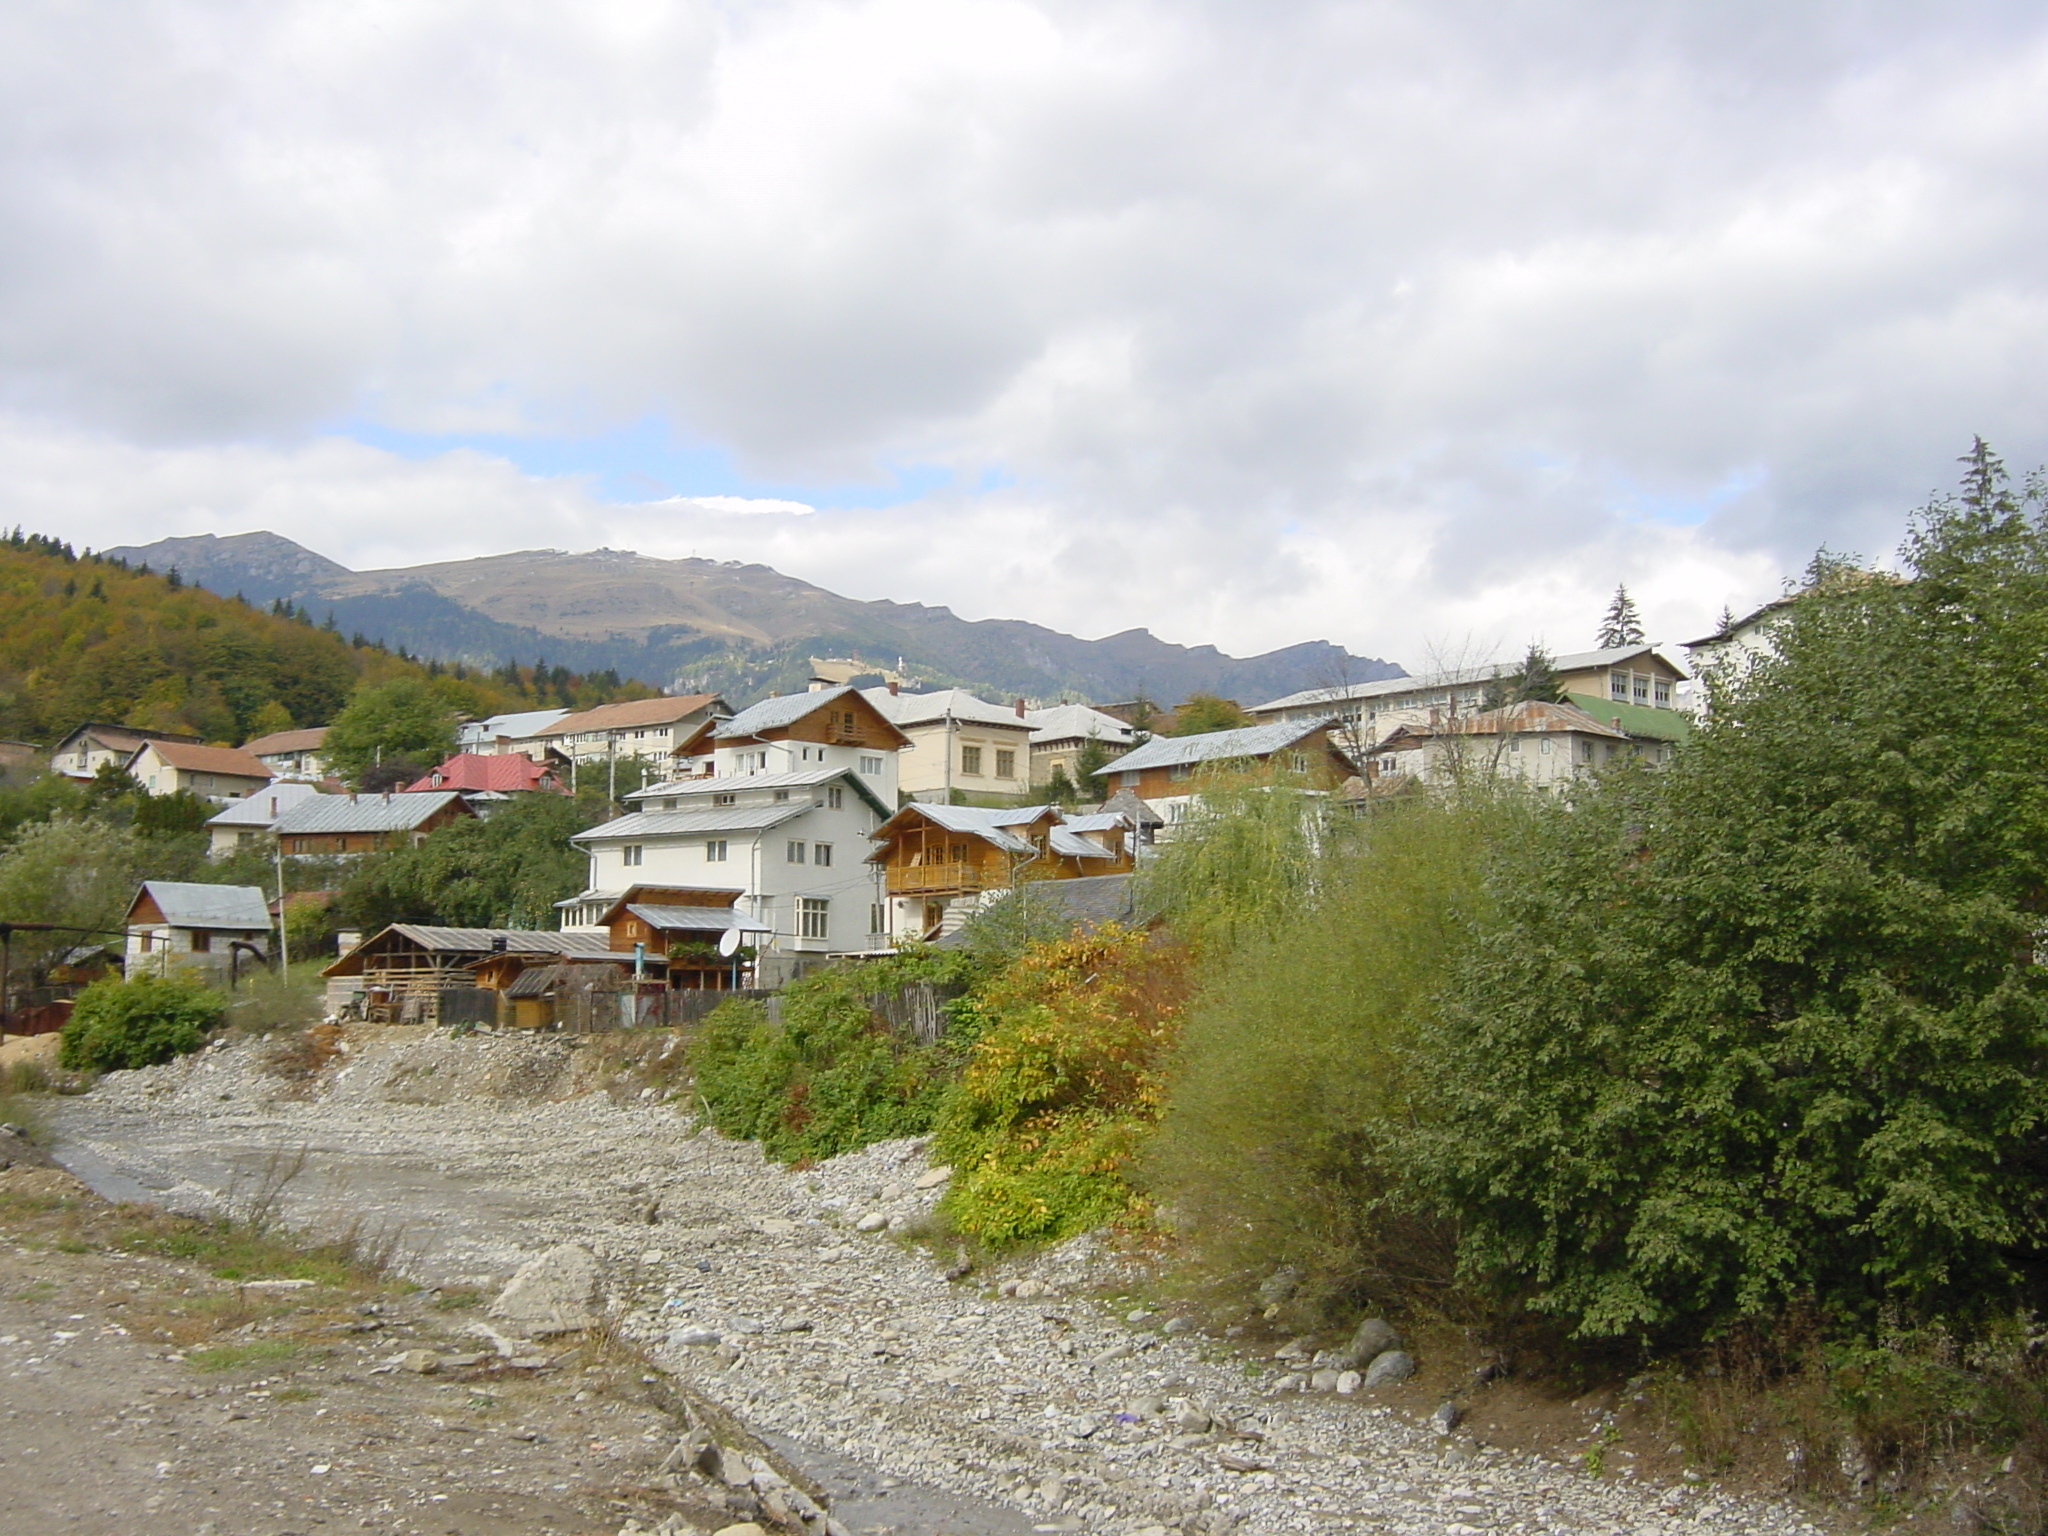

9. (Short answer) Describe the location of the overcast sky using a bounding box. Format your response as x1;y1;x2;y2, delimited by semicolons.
4;0;2045;669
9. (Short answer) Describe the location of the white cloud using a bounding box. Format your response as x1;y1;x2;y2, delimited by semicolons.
1;1;2045;670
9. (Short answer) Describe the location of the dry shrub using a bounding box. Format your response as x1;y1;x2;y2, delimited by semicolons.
263;1020;345;1081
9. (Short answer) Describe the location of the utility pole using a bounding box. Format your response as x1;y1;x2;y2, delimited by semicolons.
275;836;289;972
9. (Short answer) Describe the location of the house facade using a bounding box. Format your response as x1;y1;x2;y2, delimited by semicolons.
1249;645;1691;754
272;790;471;856
125;741;273;803
204;782;329;856
124;881;272;978
239;726;331;782
1367;699;1663;790
534;694;728;769
708;685;908;803
51;723;201;782
860;687;1034;801
1023;703;1136;789
455;708;570;757
568;765;892;955
1092;718;1357;832
868;802;1134;942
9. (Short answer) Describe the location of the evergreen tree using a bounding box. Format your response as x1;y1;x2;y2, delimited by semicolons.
1597;583;1644;648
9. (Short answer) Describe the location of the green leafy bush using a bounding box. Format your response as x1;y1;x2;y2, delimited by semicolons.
687;948;976;1163
1430;449;2048;1341
933;925;1187;1245
61;972;225;1072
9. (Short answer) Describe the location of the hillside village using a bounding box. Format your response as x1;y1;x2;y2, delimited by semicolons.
23;578;1701;1028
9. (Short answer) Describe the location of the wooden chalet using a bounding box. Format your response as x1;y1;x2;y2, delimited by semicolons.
1093;718;1357;802
713;686;911;755
868;803;1134;942
274;790;472;857
594;884;770;989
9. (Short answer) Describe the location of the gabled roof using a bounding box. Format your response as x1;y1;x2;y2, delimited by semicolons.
53;722;201;755
1561;694;1695;744
538;694;725;737
1101;787;1165;828
129;881;271;930
625;765;890;818
1023;703;1136;747
1095;717;1339;777
714;685;912;746
571;804;809;843
457;708;570;745
868;801;1059;858
239;726;329;757
860;687;1032;731
273;790;466;835
1061;811;1128;834
1049;827;1120;860
204;782;329;828
403;753;563;795
127;741;273;779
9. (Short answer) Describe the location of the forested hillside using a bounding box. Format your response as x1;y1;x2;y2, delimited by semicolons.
0;532;653;746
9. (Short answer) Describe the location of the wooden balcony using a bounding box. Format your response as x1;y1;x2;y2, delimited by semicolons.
885;861;996;896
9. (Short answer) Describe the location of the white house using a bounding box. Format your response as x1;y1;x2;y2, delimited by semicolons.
1368;698;1673;789
204;782;329;856
124;881;272;978
566;766;893;955
455;707;570;757
239;726;331;782
859;686;1033;801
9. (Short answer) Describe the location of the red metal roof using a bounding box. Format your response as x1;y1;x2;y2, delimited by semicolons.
404;753;566;795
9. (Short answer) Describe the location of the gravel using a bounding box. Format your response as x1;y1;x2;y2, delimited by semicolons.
49;1028;1834;1536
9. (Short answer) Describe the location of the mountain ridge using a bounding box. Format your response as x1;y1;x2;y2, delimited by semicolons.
103;531;1404;707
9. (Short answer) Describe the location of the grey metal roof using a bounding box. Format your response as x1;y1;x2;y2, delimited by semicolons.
273;791;464;835
571;804;806;842
135;881;272;930
1060;812;1126;833
624;904;772;934
1095;718;1336;776
204;783;329;828
382;927;615;955
1251;645;1687;716
458;707;569;745
1049;827;1118;860
715;685;853;739
877;801;1043;854
861;687;1031;730
1023;703;1135;746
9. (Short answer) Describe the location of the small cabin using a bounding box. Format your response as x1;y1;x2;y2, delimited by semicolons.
125;881;272;980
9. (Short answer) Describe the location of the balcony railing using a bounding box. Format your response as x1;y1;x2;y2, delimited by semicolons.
885;861;995;896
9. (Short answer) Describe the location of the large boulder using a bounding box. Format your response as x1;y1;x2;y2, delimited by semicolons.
488;1242;603;1336
1363;1349;1417;1389
1332;1316;1403;1370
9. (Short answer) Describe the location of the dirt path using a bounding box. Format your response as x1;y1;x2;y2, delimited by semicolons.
41;1027;1837;1536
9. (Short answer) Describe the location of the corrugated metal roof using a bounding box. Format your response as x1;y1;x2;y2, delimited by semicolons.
1251;645;1688;716
538;694;723;736
861;687;1031;730
458;708;569;745
205;783;329;828
715;685;853;739
1049;827;1117;860
571;804;805;842
625;904;771;934
626;767;840;801
1023;703;1135;746
1098;718;1336;775
136;881;272;930
273;791;465;834
1060;812;1126;833
384;927;615;954
879;801;1044;853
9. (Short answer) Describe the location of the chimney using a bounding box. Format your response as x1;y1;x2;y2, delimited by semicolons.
888;680;900;696
1014;697;1026;718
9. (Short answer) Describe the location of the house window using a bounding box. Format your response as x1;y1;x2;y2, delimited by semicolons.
137;931;154;953
995;749;1016;779
663;798;677;810
1654;680;1672;707
622;844;643;866
1540;738;1553;755
860;755;883;775
1290;751;1309;772
870;903;887;934
191;931;211;953
713;793;736;806
706;840;728;862
961;746;983;775
1633;676;1649;704
1169;763;1191;781
827;785;843;809
813;843;832;867
1508;737;1522;753
1580;740;1596;762
773;789;790;802
1609;672;1629;701
1121;771;1138;787
786;840;806;864
798;897;829;940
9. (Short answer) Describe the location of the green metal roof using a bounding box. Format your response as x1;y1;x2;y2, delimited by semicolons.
1564;694;1693;743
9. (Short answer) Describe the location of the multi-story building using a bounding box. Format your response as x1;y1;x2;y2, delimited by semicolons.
1022;703;1135;790
125;740;273;804
239;726;331;782
1091;718;1358;833
859;686;1034;801
50;722;200;782
534;694;728;772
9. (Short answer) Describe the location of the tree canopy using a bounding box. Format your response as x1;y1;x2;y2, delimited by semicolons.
321;678;461;787
1597;583;1645;649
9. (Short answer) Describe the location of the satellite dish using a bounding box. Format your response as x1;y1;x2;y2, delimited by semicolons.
717;928;743;958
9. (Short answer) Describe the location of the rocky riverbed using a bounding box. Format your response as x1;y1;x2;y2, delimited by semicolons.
45;1026;1838;1536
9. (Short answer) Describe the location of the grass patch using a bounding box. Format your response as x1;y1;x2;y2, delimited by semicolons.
187;1339;302;1373
431;1285;484;1310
